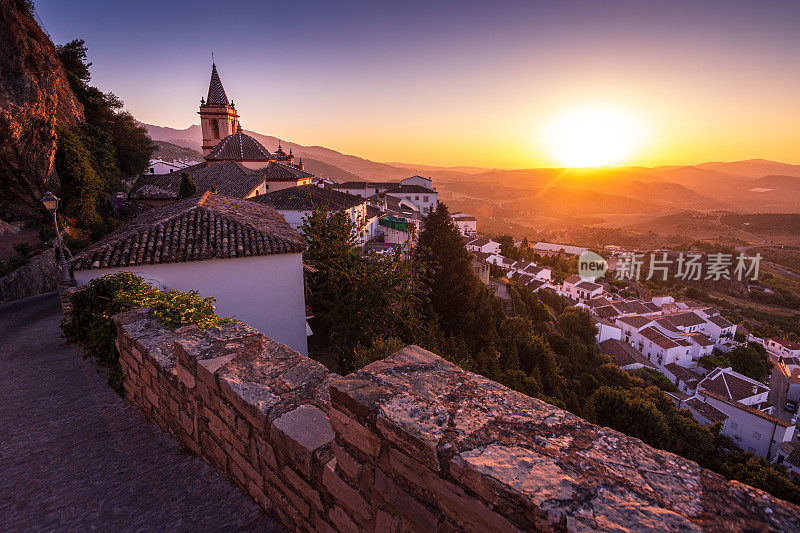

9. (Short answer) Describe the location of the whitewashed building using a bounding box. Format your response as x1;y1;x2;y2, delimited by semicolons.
250;185;371;242
68;193;309;356
451;212;477;237
466;238;501;255
563;274;603;303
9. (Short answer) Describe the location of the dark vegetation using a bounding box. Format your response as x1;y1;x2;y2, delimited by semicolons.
55;39;155;243
61;273;228;394
698;343;772;382
178;171;197;199
303;201;800;504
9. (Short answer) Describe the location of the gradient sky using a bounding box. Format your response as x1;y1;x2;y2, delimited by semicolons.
35;0;800;168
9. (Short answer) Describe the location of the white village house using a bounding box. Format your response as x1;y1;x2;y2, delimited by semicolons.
333;176;437;215
68;193;309;356
451;212;477;238
250;185;374;243
466;238;501;255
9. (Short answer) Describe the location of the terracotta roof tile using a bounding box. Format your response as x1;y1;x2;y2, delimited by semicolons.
699;368;769;402
129;161;265;200
686;397;729;424
205;130;273;162
251;185;364;211
70;193;305;271
599;339;657;369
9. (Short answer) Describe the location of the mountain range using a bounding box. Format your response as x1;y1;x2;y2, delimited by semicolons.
142;122;800;218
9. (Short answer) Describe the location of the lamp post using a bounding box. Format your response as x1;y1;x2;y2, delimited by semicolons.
41;192;73;282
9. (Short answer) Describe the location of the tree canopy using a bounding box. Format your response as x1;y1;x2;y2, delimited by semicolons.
55;39;155;237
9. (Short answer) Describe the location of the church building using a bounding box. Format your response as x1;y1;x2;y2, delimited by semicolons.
129;64;313;206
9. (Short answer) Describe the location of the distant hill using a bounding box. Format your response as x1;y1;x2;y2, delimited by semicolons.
696;159;800;179
749;175;800;191
140;122;406;181
140;121;800;215
153;141;203;162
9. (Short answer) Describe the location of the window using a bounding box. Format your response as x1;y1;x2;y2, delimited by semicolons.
423;196;429;202
753;431;761;440
415;195;419;201
210;118;220;139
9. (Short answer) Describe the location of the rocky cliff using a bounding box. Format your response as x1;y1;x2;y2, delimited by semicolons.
0;0;83;220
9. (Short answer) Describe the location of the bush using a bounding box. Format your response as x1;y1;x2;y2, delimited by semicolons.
61;273;229;394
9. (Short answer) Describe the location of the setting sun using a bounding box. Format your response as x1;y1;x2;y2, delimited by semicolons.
545;106;644;168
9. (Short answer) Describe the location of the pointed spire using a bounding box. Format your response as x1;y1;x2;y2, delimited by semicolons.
206;63;229;106
236;122;242;133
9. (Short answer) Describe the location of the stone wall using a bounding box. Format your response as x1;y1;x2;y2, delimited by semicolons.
111;308;800;531
0;248;58;301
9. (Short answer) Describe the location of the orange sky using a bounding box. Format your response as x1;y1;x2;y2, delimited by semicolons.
39;0;800;168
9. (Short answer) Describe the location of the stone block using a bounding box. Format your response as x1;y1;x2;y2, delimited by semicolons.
203;406;228;438
329;506;359;533
218;375;278;429
375;509;401;533
333;441;362;482
323;459;371;521
226;439;261;486
432;477;520;533
248;479;273;513
376;395;446;471
200;432;227;471
330;376;391;422
263;465;310;519
284;465;323;511
271;405;334;477
329;408;381;458
254;435;278;470
144;387;159;409
196;353;237;389
387;447;436;493
374;468;437;532
176;362;195;389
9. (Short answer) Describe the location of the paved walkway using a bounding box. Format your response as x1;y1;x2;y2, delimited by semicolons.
0;293;281;532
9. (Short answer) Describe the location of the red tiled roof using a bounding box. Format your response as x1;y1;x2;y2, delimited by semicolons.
616;315;654;329
698;368;768;402
664;363;703;384
640;326;680;350
686;397;728;424
71;193;305;270
599;339;656;369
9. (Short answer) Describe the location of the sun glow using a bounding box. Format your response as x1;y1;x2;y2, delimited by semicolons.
545;106;644;167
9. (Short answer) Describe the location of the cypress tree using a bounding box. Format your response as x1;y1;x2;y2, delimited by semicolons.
178;171;197;199
414;202;501;347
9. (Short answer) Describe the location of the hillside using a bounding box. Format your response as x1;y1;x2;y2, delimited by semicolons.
152;141;203;162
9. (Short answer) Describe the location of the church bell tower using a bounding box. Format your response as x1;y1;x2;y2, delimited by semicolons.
198;63;239;155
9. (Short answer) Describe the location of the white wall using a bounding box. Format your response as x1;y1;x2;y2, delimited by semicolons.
702;392;795;459
74;254;308;356
386;191;437;214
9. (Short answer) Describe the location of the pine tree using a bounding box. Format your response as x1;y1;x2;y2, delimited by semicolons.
414;202;501;347
178;172;197;199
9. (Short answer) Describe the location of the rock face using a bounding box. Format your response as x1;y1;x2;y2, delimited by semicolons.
103;301;800;532
0;0;83;220
0;247;58;300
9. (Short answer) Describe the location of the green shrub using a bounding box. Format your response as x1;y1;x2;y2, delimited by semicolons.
61;272;229;395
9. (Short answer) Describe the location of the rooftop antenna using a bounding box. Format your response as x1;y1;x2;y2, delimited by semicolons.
211;51;215;65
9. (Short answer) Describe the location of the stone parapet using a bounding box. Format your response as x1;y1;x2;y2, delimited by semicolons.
111;309;800;531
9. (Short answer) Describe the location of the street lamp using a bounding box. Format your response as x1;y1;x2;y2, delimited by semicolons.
41;192;73;282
